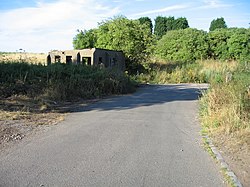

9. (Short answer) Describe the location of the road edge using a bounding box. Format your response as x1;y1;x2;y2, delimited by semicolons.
202;135;243;187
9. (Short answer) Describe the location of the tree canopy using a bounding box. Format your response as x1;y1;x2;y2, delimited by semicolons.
208;28;250;60
73;29;97;49
138;17;153;34
73;16;153;73
209;17;227;31
95;16;152;63
155;28;208;62
154;16;189;38
73;15;249;67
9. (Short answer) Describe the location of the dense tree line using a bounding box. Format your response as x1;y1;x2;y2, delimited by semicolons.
155;27;250;62
73;16;250;72
154;16;189;38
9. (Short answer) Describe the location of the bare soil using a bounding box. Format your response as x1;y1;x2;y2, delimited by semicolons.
0;95;98;150
212;131;250;187
0;112;65;150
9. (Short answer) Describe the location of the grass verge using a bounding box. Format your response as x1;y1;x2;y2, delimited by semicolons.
199;61;250;186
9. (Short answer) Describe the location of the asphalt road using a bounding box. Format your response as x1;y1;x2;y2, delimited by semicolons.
0;84;224;187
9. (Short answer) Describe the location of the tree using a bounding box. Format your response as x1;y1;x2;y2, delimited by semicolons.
73;29;97;49
165;16;175;31
154;16;167;38
173;17;189;30
95;16;153;73
228;28;250;61
208;28;232;60
138;17;153;34
154;16;189;38
155;28;208;62
154;16;175;38
208;28;250;61
209;17;227;32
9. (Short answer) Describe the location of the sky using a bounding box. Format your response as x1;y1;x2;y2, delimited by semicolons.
0;0;249;53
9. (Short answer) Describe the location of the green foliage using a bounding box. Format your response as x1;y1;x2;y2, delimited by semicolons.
133;60;212;84
73;29;97;49
154;27;249;63
228;28;250;61
155;28;208;62
72;16;249;75
72;16;153;74
172;17;189;30
208;28;231;60
208;28;250;61
138;17;153;34
209;17;227;31
95;16;153;73
154;16;167;38
0;62;136;100
154;16;189;38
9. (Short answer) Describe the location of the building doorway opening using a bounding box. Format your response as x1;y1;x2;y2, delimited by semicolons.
47;55;51;65
77;53;81;64
105;52;109;68
66;56;72;64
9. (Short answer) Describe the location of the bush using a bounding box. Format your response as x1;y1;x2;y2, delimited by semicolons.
0;62;136;101
208;28;250;61
155;28;208;62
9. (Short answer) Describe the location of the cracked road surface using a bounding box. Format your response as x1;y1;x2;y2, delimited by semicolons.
0;84;224;187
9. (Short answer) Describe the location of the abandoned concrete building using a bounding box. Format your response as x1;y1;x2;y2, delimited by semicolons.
46;48;125;71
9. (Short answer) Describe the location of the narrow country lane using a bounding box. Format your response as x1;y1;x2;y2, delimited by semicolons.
0;84;224;187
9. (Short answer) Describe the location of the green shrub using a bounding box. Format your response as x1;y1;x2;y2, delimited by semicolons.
155;28;208;62
0;62;136;101
208;28;250;61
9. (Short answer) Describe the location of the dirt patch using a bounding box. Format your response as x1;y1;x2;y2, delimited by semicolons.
0;112;65;150
212;131;250;187
0;95;98;150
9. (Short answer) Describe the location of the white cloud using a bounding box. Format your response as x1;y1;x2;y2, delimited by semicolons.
0;0;120;52
201;0;233;8
130;4;189;17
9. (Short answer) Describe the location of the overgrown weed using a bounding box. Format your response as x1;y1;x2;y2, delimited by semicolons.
0;62;136;101
200;61;250;145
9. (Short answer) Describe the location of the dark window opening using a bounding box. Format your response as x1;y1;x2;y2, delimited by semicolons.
82;57;91;65
98;57;103;64
55;55;61;63
105;53;109;68
112;58;117;67
66;56;72;64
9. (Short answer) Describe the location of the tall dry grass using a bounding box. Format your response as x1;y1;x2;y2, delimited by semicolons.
0;52;46;65
133;59;238;84
134;58;249;144
200;61;250;145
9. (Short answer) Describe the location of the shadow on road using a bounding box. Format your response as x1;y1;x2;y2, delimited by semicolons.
73;84;208;112
0;84;208;113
